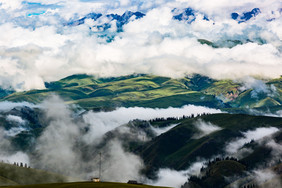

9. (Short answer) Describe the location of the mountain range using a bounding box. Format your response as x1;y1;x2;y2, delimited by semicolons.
2;74;281;113
64;7;269;36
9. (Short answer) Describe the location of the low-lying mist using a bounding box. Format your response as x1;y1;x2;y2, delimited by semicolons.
0;96;281;188
0;95;223;185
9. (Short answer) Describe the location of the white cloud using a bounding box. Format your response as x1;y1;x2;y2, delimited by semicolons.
253;169;282;188
0;152;30;165
0;0;280;91
101;140;144;182
6;115;26;124
4;126;28;137
30;95;145;181
193;119;222;138
17;95;220;181
0;101;37;112
152;168;188;188
151;160;206;188
0;0;23;10
239;76;278;98
34;95;81;174
82;105;222;144
0;127;30;164
152;123;179;136
225;127;279;155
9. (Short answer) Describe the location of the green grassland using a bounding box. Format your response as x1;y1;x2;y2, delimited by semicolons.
0;182;169;188
0;74;220;110
2;74;282;112
0;162;67;186
0;163;168;188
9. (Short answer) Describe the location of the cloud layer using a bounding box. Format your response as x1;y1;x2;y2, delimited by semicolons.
192;119;222;138
0;0;281;91
225;127;279;155
25;96;221;181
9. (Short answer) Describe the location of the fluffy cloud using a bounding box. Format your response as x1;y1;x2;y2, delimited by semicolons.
152;123;179;136
225;127;279;155
151;161;206;188
0;0;23;11
239;76;278;98
0;0;281;91
253;169;282;188
0;127;30;164
82;104;222;144
193;119;222;138
0;101;37;112
30;95;220;180
6;115;26;124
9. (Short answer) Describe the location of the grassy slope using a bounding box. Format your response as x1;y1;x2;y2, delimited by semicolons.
1;74;281;111
0;163;67;186
141;114;282;173
0;182;169;188
0;176;18;186
1;75;219;110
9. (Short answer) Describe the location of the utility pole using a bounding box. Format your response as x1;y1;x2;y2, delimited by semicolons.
99;152;102;181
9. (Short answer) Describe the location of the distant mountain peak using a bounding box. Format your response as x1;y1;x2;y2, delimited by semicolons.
67;11;145;32
231;8;261;23
173;7;209;24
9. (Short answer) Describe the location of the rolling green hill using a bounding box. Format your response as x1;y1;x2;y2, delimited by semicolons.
1;74;282;112
1;74;223;110
0;162;167;187
0;162;67;186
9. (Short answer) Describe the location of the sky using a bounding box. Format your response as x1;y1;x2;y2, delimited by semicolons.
0;0;281;91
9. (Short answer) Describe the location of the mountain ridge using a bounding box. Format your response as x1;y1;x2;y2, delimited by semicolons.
2;74;281;113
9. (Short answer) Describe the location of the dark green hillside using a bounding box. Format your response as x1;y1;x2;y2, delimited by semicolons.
139;114;282;176
183;159;247;188
0;162;67;186
1;181;170;188
1;74;282;112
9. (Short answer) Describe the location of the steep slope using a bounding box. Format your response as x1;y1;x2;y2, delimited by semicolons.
138;114;282;176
